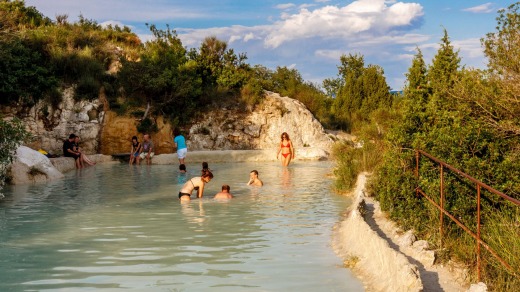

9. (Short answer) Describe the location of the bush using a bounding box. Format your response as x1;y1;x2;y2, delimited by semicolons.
0;118;30;196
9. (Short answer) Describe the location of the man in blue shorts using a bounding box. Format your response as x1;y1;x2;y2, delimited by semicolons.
173;129;187;164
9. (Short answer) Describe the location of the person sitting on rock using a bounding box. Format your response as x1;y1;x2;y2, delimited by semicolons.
247;170;263;186
139;133;154;165
130;136;141;165
63;133;82;168
214;184;233;199
74;136;95;166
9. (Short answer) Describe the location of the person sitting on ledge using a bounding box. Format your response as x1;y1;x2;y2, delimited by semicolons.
63;134;82;168
139;133;154;165
247;170;263;186
74;136;96;166
130;136;141;165
214;184;233;199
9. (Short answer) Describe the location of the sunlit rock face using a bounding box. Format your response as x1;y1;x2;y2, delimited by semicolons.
187;92;334;151
2;90;333;156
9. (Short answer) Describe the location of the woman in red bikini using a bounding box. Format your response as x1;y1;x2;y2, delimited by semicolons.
276;132;295;166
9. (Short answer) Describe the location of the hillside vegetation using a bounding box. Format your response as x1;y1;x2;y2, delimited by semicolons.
332;5;520;290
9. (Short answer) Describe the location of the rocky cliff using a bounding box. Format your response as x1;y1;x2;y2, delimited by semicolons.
3;90;334;155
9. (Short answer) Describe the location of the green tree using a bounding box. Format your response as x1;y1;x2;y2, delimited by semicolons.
427;29;460;94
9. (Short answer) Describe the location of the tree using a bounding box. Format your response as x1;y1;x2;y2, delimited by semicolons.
427;29;460;94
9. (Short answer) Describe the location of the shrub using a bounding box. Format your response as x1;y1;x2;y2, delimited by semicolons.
0;118;30;197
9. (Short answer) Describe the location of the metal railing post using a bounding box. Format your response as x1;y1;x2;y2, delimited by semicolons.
415;150;420;197
440;165;444;248
477;184;481;281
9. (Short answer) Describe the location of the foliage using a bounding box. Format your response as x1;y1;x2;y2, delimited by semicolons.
330;54;393;131
369;22;520;289
0;117;30;196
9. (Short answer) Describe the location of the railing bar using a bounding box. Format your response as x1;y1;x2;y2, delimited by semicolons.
418;150;520;206
416;188;514;272
477;185;482;281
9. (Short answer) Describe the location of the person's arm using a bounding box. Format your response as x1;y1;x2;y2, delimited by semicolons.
148;142;154;157
290;141;295;158
276;143;281;159
198;182;204;198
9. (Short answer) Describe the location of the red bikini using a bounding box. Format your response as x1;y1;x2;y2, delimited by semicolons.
281;142;291;158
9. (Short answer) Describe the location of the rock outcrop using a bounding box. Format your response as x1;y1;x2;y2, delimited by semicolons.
187;92;333;151
1;88;103;155
2;90;334;156
8;146;64;184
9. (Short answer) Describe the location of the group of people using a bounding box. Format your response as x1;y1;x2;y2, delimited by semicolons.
62;134;96;168
177;162;264;202
63;130;294;200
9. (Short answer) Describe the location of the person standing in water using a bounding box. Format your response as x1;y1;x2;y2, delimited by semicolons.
173;129;187;165
178;170;214;201
276;132;295;166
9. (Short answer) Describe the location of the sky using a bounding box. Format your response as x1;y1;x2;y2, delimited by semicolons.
24;0;514;90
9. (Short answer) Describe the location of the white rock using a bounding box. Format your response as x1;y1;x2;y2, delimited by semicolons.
467;282;487;292
413;240;430;251
398;230;417;247
8;146;64;184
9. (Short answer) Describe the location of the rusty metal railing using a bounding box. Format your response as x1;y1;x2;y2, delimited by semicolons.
414;149;519;281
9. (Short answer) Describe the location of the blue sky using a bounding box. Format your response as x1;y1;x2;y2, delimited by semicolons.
25;0;513;90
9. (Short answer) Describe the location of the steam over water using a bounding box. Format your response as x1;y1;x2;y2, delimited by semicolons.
0;161;363;291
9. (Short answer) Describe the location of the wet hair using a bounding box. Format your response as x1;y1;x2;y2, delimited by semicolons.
132;136;138;141
202;170;214;179
281;132;290;141
202;161;209;169
179;164;186;171
221;184;230;192
251;170;259;176
174;128;181;136
69;133;76;139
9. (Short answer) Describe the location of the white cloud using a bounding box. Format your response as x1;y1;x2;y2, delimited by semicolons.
463;3;495;14
288;63;297;69
275;3;296;10
453;38;484;59
315;0;331;3
100;20;129;28
244;32;256;42
315;49;344;60
264;0;424;48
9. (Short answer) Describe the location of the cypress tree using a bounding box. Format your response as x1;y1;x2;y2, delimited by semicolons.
427;29;460;94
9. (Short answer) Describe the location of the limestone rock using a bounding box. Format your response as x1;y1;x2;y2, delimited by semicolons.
398;230;417;247
187;92;333;151
467;282;487;292
412;240;430;251
8;146;64;184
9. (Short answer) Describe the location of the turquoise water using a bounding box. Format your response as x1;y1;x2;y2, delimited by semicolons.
0;161;363;291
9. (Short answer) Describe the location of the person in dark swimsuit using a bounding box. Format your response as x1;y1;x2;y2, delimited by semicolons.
178;171;214;201
276;132;295;166
130;136;141;165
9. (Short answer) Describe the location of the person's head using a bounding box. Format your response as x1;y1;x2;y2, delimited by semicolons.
68;133;76;141
174;128;181;137
202;170;214;182
250;170;259;179
281;132;290;141
132;136;138;143
74;136;80;143
221;184;230;193
179;164;186;171
143;133;150;141
202;161;209;170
